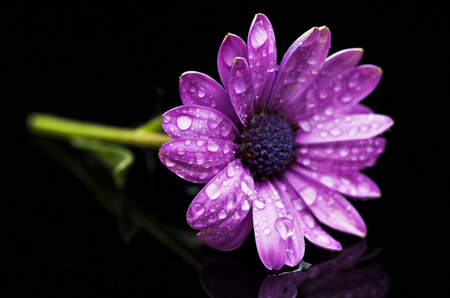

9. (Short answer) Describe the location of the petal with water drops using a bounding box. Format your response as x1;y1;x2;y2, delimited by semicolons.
162;105;240;142
269;27;331;116
179;71;240;125
229;57;255;127
159;138;239;183
247;13;277;110
290;48;364;121
217;33;248;90
294;137;387;174
285;169;367;237
304;65;382;119
187;159;254;237
253;179;304;270
198;210;253;251
295;113;393;144
274;177;342;251
292;164;381;199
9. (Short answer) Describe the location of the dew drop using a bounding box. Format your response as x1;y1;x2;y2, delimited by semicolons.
330;127;342;136
241;198;251;211
261;215;267;222
192;203;205;215
198;86;206;98
227;193;237;209
177;115;192;130
300;186;317;205
205;183;221;200
307;56;317;65
177;147;186;155
263;227;271;235
226;164;235;177
324;106;334;116
206;140;219;152
184;139;192;146
341;93;352;103
208;112;222;130
250;20;268;48
274;217;295;240
195;152;204;165
199;172;208;179
275;200;284;209
254;197;266;209
164;158;175;167
197;139;205;146
189;87;196;93
218;209;227;219
162;114;171;123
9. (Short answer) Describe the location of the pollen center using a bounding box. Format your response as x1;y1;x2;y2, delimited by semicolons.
240;114;296;180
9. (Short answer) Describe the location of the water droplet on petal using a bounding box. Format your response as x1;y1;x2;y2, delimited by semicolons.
251;20;268;48
300;186;317;205
263;227;271;235
199;172;208;179
226;165;235;177
274;217;295;240
177;147;186;155
198;86;206;98
177;115;192;130
218;209;227;219
162;114;171;123
164;158;175;167
197;139;205;146
227;193;237;209
195;152;204;165
261;215;267;222
241;198;251;211
192;203;205;215
275;201;284;209
330;127;342;136
254;197;266;209
206;140;219;152
205;183;221;200
184;139;191;146
341;93;352;103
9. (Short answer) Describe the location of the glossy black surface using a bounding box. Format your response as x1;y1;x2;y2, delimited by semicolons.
6;1;448;296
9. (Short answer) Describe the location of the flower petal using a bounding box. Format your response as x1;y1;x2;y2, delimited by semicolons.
285;169;367;237
229;57;255;127
198;210;253;251
247;13;277;110
217;33;248;89
161;105;240;142
274;177;342;251
269;27;331;115
295;113;393;144
253;180;305;270
159;138;239;183
179;71;240;125
292;165;381;199
186;159;254;236
301;65;383;120
295;137;387;174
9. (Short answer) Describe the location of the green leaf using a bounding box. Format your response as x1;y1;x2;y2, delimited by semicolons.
70;137;134;188
136;115;164;132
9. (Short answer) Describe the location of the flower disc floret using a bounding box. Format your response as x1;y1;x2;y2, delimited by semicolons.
240;114;296;179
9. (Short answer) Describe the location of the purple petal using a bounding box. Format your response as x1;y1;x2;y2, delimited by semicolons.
295;113;393;144
301;65;382;120
290;48;364;122
217;33;248;89
274;178;342;251
294;137;387;174
247;13;277;110
269;27;331;115
179;71;240;125
186;159;254;236
159;138;239;183
284;168;367;237
228;57;255;127
342;103;373;114
161;105;240;142
198;210;253;251
292;165;381;199
253;180;304;270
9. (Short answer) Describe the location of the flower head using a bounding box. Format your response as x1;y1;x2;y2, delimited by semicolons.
159;14;393;270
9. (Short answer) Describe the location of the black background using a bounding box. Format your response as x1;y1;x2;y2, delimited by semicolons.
5;1;448;297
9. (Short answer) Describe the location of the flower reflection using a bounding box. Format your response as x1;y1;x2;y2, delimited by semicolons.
200;240;390;298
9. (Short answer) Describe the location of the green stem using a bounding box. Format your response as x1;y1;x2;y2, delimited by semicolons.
27;113;172;148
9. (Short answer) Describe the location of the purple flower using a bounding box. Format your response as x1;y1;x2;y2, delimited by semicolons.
159;14;393;270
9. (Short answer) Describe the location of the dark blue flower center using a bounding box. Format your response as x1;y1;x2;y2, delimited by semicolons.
240;114;296;180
